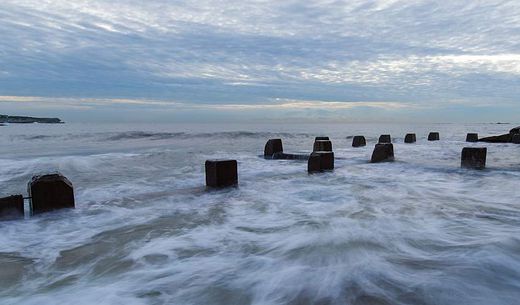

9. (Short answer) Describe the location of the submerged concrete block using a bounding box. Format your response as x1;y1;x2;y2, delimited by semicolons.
352;136;366;147
264;139;283;157
512;134;520;144
308;151;334;173
28;173;75;215
479;133;511;143
205;160;238;188
404;133;416;143
315;136;329;141
461;147;487;169
428;132;440;141
466;133;479;142
0;195;24;220
313;140;332;152
271;153;309;160
378;135;391;143
370;143;394;163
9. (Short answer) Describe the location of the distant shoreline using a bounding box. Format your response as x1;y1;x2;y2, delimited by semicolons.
0;115;63;124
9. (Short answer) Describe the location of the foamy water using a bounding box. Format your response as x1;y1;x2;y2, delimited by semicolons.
1;123;520;305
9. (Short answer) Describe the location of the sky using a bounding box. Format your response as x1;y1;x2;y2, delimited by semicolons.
0;0;519;123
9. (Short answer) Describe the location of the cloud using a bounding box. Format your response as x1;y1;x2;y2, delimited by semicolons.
0;95;410;110
0;0;519;121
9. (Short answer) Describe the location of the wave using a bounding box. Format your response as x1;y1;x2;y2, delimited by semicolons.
9;131;313;143
104;131;310;141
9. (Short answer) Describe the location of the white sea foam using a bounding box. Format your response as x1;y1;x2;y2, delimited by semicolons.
0;123;519;305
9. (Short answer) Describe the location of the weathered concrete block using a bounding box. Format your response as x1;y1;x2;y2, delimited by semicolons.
461;147;487;169
264;139;283;157
428;132;440;141
378;135;391;143
512;134;520;144
404;133;416;143
313;140;333;152
0;195;24;220
308;152;334;173
370;143;394;163
28;173;75;215
466;133;479;142
479;133;511;143
205;160;238;188
352;136;366;147
315;136;329;141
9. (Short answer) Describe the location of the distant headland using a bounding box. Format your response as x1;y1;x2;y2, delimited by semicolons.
0;114;63;124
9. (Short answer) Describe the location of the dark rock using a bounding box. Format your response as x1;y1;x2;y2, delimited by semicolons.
0;195;24;220
479;133;512;143
378;135;391;143
264;139;283;157
510;126;520;134
466;133;479;142
404;133;416;143
315;136;329;141
352;136;366;147
313;140;332;152
428;132;440;141
370;143;394;163
461;147;487;169
308;152;334;173
205;160;238;188
512;134;520;144
0;114;63;124
28;173;75;215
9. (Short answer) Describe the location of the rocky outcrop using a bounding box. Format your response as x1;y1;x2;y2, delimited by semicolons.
0;115;63;124
479;133;512;143
512;134;520;144
479;126;520;143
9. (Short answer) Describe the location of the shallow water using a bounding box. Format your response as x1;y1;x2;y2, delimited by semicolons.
1;122;519;305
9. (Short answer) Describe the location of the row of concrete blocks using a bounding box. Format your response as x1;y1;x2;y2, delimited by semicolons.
202;139;488;191
0;173;75;221
265;136;488;166
0;138;490;220
375;132;441;145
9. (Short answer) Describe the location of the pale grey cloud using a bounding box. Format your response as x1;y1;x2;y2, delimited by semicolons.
0;0;519;121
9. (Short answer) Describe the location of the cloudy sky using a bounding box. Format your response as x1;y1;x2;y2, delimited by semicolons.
1;0;519;122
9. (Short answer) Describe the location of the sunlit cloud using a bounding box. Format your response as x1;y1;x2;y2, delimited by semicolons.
0;96;413;111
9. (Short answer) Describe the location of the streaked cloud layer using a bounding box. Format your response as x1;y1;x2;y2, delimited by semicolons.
1;0;519;122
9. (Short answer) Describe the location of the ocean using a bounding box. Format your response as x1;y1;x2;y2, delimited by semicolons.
1;122;519;305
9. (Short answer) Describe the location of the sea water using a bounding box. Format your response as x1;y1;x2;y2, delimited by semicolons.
0;122;519;305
